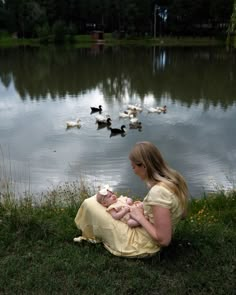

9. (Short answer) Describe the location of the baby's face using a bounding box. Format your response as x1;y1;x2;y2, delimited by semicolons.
101;190;117;207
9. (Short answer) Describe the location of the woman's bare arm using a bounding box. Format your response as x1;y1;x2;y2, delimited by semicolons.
130;205;172;247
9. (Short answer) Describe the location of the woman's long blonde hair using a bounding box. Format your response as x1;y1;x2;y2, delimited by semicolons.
129;141;189;210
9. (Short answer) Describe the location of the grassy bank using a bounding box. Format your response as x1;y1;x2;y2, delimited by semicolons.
0;182;235;295
0;33;226;48
0;36;39;47
103;34;226;47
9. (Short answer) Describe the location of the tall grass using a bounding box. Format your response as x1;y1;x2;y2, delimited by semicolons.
0;178;235;295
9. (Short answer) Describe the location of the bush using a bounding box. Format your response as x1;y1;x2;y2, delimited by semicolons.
52;20;66;43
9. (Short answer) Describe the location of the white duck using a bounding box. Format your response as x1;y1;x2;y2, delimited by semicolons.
66;119;81;128
127;104;143;112
128;108;138;116
95;114;111;123
146;107;162;113
119;109;136;118
129;114;139;124
119;111;131;118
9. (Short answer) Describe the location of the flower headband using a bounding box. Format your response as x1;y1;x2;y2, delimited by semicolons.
99;184;113;196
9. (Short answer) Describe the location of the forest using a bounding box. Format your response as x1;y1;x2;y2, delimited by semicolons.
0;0;234;40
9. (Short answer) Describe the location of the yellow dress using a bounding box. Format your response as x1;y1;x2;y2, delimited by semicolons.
74;185;183;258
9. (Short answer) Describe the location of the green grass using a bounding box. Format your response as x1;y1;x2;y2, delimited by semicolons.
0;33;227;48
103;33;225;47
0;36;40;47
0;181;235;295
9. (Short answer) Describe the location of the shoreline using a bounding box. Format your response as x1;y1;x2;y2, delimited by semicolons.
0;35;227;48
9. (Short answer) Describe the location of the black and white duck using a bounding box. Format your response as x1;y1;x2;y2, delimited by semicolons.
158;105;167;113
97;117;112;127
129;122;142;130
95;114;110;123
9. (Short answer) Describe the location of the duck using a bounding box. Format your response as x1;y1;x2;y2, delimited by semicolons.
127;104;143;112
109;125;126;134
90;105;102;113
146;107;162;113
66;119;81;128
128;108;138;116
95;114;110;123
119;111;130;118
158;105;167;113
119;109;136;118
97;117;112;127
129;122;142;130
129;114;139;124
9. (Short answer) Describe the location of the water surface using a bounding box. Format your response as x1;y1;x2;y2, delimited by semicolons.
0;45;236;198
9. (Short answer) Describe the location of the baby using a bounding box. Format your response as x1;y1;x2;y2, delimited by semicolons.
96;184;144;228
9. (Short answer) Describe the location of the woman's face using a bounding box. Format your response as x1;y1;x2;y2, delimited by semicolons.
130;161;146;180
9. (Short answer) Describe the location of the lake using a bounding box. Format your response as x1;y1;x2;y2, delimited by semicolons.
0;45;236;198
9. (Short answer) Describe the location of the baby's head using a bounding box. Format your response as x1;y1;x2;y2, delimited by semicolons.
96;184;117;207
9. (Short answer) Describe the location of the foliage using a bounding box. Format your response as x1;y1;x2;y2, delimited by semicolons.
36;22;50;43
227;0;236;47
52;20;66;43
0;0;234;41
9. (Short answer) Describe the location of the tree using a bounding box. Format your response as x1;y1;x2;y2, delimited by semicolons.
227;0;236;46
1;0;235;39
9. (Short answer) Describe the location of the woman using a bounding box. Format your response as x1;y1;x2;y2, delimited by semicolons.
128;141;188;247
74;141;188;258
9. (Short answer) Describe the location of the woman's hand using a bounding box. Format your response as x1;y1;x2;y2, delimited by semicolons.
129;206;144;223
